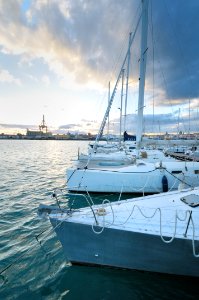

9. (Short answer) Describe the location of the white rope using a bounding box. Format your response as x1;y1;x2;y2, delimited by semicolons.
89;200;199;257
158;208;177;243
91;199;115;234
54;186;199;257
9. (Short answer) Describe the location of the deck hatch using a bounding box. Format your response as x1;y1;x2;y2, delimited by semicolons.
180;194;199;207
171;170;183;174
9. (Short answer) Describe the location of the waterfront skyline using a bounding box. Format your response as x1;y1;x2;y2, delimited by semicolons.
0;0;199;135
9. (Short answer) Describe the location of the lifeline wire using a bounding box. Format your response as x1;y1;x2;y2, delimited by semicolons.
89;199;199;257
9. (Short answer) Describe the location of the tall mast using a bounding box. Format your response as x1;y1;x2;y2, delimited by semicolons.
107;81;110;140
136;0;149;149
93;14;142;150
124;32;132;132
119;69;125;148
188;99;190;135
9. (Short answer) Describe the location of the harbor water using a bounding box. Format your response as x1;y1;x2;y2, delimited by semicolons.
0;140;199;300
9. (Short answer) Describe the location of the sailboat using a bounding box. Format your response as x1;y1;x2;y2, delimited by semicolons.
47;185;199;277
66;0;199;194
41;0;199;278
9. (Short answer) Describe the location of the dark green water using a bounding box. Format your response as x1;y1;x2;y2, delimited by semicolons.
0;140;199;299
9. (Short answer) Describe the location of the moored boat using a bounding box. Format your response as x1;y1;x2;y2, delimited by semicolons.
66;0;199;194
48;186;199;277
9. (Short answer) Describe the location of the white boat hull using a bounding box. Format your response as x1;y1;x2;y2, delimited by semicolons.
67;163;199;193
48;187;199;277
50;219;199;277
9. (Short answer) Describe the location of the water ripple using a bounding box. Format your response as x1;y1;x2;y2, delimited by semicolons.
0;140;199;299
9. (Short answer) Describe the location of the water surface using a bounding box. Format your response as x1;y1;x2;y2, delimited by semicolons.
0;140;198;299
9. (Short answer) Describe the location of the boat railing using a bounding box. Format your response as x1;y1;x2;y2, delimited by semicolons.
52;187;99;226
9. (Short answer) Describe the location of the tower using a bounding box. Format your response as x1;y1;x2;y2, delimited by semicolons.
39;115;48;133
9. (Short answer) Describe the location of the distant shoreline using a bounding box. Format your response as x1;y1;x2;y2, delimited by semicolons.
0;133;97;141
1;136;199;147
0;136;96;141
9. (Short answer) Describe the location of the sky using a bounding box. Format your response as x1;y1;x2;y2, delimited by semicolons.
0;0;199;135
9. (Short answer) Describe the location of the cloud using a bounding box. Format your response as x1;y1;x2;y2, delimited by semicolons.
147;0;199;102
0;122;38;134
108;108;199;135
1;107;198;135
0;0;138;87
59;124;80;130
0;69;21;85
0;0;198;121
41;75;50;86
0;123;36;129
26;74;38;82
81;119;97;123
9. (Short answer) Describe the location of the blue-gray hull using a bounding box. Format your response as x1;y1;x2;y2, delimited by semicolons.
50;218;199;277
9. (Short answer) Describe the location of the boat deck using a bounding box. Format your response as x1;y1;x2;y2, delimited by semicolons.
50;187;199;240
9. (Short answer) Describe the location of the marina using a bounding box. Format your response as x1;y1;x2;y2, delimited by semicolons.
46;0;199;286
66;0;199;195
1;140;199;300
1;0;199;299
165;152;199;162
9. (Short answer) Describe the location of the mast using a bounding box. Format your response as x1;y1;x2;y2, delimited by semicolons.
119;69;125;148
93;14;142;150
136;0;149;149
124;32;132;132
178;108;180;137
107;81;110;140
188;99;190;136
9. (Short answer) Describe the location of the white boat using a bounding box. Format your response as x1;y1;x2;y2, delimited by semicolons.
78;151;135;165
78;142;135;163
37;0;199;281
76;140;167;165
66;0;199;194
67;160;199;193
48;186;199;277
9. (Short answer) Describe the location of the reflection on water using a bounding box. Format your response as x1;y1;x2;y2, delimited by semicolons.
0;140;199;299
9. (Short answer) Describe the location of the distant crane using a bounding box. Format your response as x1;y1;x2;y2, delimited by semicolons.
39;115;48;133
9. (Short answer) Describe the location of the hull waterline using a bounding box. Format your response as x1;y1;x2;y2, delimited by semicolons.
50;219;199;277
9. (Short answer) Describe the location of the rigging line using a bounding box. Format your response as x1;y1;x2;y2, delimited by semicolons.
94;13;143;144
164;168;193;188
66;168;77;184
161;0;194;135
167;177;178;192
162;0;193;101
0;209;73;277
0;229;50;276
151;40;179;128
0;227;51;276
97;4;142;131
94;2;142;124
0;189;72;276
149;0;155;133
147;13;182;132
109;1;142;81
